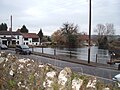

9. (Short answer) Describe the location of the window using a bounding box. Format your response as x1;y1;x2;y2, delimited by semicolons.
17;41;19;44
30;40;31;43
24;38;28;41
32;38;39;42
26;42;28;45
4;36;6;37
24;42;25;45
17;36;19;39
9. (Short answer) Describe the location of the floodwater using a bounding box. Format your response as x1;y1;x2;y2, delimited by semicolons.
31;46;110;64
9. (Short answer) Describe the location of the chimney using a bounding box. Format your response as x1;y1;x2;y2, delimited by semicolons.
10;15;12;32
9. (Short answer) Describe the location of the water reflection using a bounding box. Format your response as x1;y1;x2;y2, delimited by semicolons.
31;46;110;64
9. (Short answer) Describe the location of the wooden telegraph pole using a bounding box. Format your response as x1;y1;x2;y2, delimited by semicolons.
88;0;91;63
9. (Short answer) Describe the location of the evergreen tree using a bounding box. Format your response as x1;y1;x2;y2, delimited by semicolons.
0;23;8;31
20;25;29;33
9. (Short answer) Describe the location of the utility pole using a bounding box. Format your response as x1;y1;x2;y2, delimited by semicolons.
88;0;91;63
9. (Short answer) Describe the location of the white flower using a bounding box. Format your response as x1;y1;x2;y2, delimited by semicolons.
19;64;24;68
72;78;83;90
20;71;22;74
103;87;110;90
0;57;5;64
27;63;31;66
38;64;44;68
3;64;5;67
19;58;31;63
5;58;8;62
46;71;56;78
34;73;39;77
19;59;26;63
9;70;14;76
58;70;68;85
32;60;34;62
17;82;21;87
86;78;97;89
21;85;25;88
43;80;53;87
8;53;11;56
58;76;67;85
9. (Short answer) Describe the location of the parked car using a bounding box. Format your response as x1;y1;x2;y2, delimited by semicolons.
0;44;8;50
112;74;120;87
15;45;31;55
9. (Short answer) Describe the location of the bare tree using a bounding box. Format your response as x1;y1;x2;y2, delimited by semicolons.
105;23;115;35
94;23;115;49
94;23;115;36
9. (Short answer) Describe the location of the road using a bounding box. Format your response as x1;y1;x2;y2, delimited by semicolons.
2;49;120;83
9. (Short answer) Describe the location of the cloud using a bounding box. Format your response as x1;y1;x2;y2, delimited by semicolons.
0;0;119;35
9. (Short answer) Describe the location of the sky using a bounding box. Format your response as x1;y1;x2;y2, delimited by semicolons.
0;0;120;36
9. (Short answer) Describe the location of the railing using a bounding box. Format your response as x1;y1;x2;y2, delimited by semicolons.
31;47;111;64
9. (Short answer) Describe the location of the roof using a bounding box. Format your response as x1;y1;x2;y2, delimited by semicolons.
0;31;22;35
22;33;39;38
0;37;16;41
1;37;16;39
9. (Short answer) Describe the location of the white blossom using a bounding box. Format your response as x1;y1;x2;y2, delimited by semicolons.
0;57;5;64
20;71;22;74
5;58;8;62
58;69;68;85
46;71;56;78
8;53;11;56
27;63;31;66
21;85;25;88
43;80;53;87
32;60;34;62
38;64;44;68
72;78;83;90
34;73;39;77
9;70;14;76
86;78;97;89
103;87;110;90
19;59;26;63
3;64;5;67
19;64;24;68
17;82;21;87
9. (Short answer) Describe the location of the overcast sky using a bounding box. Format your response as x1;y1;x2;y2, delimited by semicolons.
0;0;120;35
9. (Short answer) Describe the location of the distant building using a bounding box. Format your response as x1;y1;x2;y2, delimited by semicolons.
22;33;40;46
0;31;40;46
0;31;23;45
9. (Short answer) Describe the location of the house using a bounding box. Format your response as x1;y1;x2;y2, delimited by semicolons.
0;31;23;45
22;33;40;46
0;31;40;46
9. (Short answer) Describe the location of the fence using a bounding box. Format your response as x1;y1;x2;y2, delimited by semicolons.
31;47;111;64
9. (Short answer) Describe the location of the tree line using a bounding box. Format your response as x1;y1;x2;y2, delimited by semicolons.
51;23;115;48
0;22;116;49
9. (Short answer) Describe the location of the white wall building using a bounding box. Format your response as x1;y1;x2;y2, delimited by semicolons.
0;31;40;46
21;33;40;46
0;31;23;45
